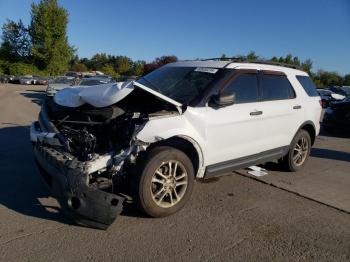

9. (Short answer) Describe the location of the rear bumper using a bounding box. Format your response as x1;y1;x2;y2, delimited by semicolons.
31;121;124;229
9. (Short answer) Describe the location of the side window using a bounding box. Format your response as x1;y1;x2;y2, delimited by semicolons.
261;74;296;101
224;73;259;103
296;75;319;97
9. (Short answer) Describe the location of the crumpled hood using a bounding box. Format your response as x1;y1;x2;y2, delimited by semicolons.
53;81;183;112
54;81;134;107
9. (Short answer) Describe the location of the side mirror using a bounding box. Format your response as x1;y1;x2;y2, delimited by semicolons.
209;91;235;108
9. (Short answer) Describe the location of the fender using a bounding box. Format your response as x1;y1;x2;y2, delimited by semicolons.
293;120;317;145
135;114;207;177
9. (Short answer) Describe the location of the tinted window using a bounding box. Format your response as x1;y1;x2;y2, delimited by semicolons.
296;75;319;97
224;74;259;103
261;74;295;101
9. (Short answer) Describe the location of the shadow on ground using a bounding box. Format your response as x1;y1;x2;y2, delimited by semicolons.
0;124;145;227
0;125;68;224
319;124;350;139
311;148;350;163
20;89;46;106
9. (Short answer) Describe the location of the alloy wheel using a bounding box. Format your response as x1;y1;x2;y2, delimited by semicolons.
150;160;188;208
292;136;309;166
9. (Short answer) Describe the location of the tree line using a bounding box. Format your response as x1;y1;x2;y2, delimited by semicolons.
221;52;350;87
0;0;349;88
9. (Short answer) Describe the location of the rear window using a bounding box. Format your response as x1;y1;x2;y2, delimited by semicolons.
296;75;319;97
261;74;296;101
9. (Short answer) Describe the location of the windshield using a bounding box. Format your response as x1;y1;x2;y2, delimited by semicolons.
137;66;222;105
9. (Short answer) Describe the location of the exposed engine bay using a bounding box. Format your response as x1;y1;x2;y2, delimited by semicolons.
46;88;179;161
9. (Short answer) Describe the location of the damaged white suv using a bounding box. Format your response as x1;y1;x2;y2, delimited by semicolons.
30;59;322;229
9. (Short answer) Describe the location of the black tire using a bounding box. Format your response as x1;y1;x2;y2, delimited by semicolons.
134;146;194;217
282;129;311;172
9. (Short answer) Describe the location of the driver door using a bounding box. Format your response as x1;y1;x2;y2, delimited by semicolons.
203;70;264;166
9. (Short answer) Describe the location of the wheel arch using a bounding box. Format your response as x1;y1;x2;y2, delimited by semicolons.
145;135;205;178
298;121;317;145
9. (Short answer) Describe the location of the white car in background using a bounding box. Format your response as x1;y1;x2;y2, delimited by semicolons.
46;76;77;96
19;75;34;85
31;59;322;229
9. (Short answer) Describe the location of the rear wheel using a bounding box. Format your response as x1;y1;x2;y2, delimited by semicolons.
282;130;311;172
134;146;194;217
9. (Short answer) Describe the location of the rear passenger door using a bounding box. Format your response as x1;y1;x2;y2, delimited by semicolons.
257;71;304;152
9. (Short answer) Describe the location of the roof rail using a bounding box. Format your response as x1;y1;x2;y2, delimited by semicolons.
202;57;303;70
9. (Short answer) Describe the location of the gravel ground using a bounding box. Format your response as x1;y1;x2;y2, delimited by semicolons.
0;84;349;262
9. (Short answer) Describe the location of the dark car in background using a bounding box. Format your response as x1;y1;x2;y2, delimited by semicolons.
329;86;350;97
317;89;346;108
323;96;350;131
0;74;15;83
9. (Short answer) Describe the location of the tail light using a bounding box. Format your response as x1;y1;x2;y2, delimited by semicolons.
319;100;323;107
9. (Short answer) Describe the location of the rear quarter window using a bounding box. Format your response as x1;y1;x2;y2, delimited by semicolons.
296;75;319;97
260;74;296;101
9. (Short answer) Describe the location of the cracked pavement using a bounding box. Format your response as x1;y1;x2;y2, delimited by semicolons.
0;84;349;261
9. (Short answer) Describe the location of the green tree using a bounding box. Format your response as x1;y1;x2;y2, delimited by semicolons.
317;70;342;87
343;74;350;86
114;56;132;75
90;53;109;70
271;56;278;62
70;62;87;72
0;19;31;62
246;51;259;60
301;59;313;74
100;64;119;78
8;62;40;75
30;0;73;75
131;60;145;76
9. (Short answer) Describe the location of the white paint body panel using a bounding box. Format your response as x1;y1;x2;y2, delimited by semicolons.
137;62;321;177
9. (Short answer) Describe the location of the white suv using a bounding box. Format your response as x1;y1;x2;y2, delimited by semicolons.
30;59;322;229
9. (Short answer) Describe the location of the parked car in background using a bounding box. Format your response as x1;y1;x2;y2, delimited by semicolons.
0;74;13;83
10;76;20;84
78;76;115;86
33;76;50;85
19;75;34;85
64;71;81;78
317;89;346;108
46;76;77;96
31;75;40;85
323;96;350;131
329;86;350;97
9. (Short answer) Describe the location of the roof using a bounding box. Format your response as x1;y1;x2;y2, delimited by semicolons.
166;59;308;76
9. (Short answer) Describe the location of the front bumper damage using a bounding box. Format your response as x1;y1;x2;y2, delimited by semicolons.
30;112;144;229
33;144;124;229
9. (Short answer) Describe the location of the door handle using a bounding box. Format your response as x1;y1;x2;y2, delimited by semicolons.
293;105;302;110
250;110;263;116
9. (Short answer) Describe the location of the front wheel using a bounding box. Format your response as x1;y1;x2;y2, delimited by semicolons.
282;130;311;172
134;146;194;217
